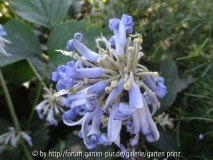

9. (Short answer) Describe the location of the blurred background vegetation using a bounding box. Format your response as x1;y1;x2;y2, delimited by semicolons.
0;0;213;159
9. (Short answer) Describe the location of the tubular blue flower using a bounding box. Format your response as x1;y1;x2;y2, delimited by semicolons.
53;60;104;91
103;80;125;112
143;96;160;142
109;14;134;54
82;102;102;149
144;92;160;115
109;18;121;54
143;76;167;98
129;83;144;109
99;103;125;153
155;77;167;98
67;33;102;62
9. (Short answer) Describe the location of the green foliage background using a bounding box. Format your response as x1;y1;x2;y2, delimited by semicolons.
0;0;213;159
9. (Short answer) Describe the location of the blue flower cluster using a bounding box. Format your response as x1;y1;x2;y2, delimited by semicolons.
52;14;167;152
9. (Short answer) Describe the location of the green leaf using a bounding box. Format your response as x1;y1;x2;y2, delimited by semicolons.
0;20;41;67
47;20;107;66
175;75;194;92
150;131;180;152
29;123;50;152
30;58;56;81
11;0;74;29
45;139;66;160
1;60;34;84
158;56;178;112
0;118;11;135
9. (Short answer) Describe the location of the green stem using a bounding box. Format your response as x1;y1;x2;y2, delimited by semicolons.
27;59;47;88
0;70;33;160
20;141;33;160
26;63;48;130
0;70;21;131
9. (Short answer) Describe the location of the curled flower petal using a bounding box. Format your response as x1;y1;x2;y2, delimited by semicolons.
62;106;81;123
63;112;85;126
129;83;143;109
121;14;134;28
82;102;101;149
52;71;59;82
109;18;120;30
103;80;125;111
143;96;160;142
67;39;102;62
129;133;139;146
74;33;84;41
57;65;67;72
77;68;103;79
85;134;99;150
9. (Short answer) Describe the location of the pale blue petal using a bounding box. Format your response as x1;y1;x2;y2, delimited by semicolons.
108;36;115;46
143;75;157;92
107;103;122;141
82;102;100;146
118;21;126;46
86;80;108;95
11;134;20;148
21;132;33;147
143;96;160;142
52;71;59;82
46;109;58;126
77;68;103;78
70;39;102;62
103;80;125;111
88;103;102;135
131;111;141;134
129;133;139;146
138;106;151;135
129;83;143;108
113;112;131;120
118;103;137;116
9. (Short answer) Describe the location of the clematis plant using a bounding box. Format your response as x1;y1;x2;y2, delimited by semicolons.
52;14;167;152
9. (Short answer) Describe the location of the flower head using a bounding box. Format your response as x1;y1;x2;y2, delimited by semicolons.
35;86;66;125
0;127;32;153
52;14;167;152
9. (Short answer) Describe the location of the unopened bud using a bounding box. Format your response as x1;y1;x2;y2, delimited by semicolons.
103;54;108;60
97;57;103;63
111;81;118;87
124;82;131;90
153;72;158;77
